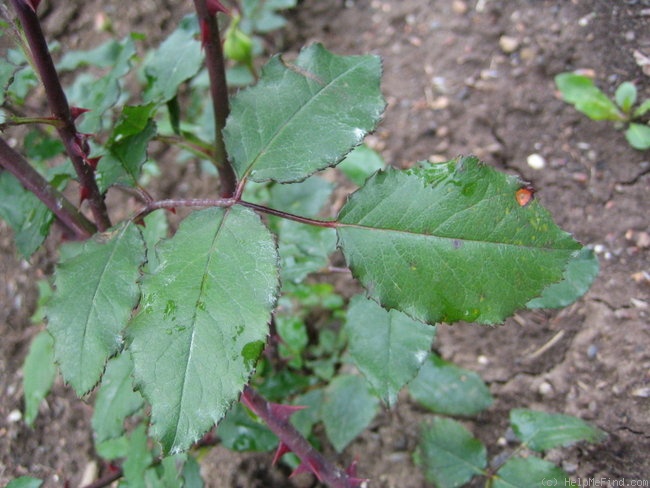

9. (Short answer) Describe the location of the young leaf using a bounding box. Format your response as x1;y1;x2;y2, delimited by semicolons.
91;352;144;443
290;388;324;437
128;206;279;454
527;247;599;309
140;209;170;274
510;409;606;452
122;423;153;486
63;37;137;133
337;157;583;325
614;81;637;113
413;417;487;488
217;403;278;452
276;222;337;284
321;374;379;452
181;455;204;488
241;0;297;33
5;477;43;488
554;73;623;121
225;43;385;183
633;99;650;118
146;455;186;487
492;456;575;488
338;144;385;186
0;172;54;258
269;176;337;283
95;435;130;460
625;122;650;151
345;295;436;406
409;353;493;416
58;38;135;71
46;222;145;395
23;331;56;426
143;15;203;104
96;104;158;192
268;175;334;217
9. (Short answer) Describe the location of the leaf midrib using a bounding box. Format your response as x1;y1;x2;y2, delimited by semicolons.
338;222;576;252
240;56;372;181
171;208;231;449
78;224;131;390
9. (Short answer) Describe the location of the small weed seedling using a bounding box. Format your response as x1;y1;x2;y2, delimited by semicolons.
2;1;603;487
555;72;650;150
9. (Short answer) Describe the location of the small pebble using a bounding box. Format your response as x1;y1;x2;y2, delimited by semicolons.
632;387;650;398
593;244;606;254
587;344;598;359
7;410;22;423
538;381;554;396
499;35;520;53
636;231;650;248
527;153;546;170
562;462;578;474
452;0;468;15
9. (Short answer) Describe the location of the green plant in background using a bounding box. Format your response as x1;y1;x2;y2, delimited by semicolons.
2;1;604;487
555;72;650;150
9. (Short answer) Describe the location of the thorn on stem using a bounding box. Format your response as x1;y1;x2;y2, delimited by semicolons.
87;156;101;169
272;442;291;465
206;0;229;16
70;106;91;121
268;402;306;422
291;458;322;481
79;185;91;204
23;0;41;12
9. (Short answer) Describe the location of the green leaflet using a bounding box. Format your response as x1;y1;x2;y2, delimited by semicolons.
554;73;623;122
0;171;53;259
346;295;436;406
409;353;493;416
143;15;203;104
510;409;606;452
493;457;573;488
46;222;145;395
527;247;599;309
96;104;157;193
127;206;279;454
92;352;144;443
413;417;487;488
63;36;137;133
321;374;379;452
224;43;385;183
23;331;56;426
337;157;583;325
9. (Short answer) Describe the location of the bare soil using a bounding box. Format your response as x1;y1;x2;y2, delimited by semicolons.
1;0;649;487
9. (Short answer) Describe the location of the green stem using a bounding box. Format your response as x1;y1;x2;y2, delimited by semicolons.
0;115;64;130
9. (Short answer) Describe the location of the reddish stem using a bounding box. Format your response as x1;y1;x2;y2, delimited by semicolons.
241;386;360;488
9;0;111;231
0;137;95;239
192;0;237;197
238;200;340;228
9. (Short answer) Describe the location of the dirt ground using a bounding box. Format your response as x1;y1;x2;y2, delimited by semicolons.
1;0;649;486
